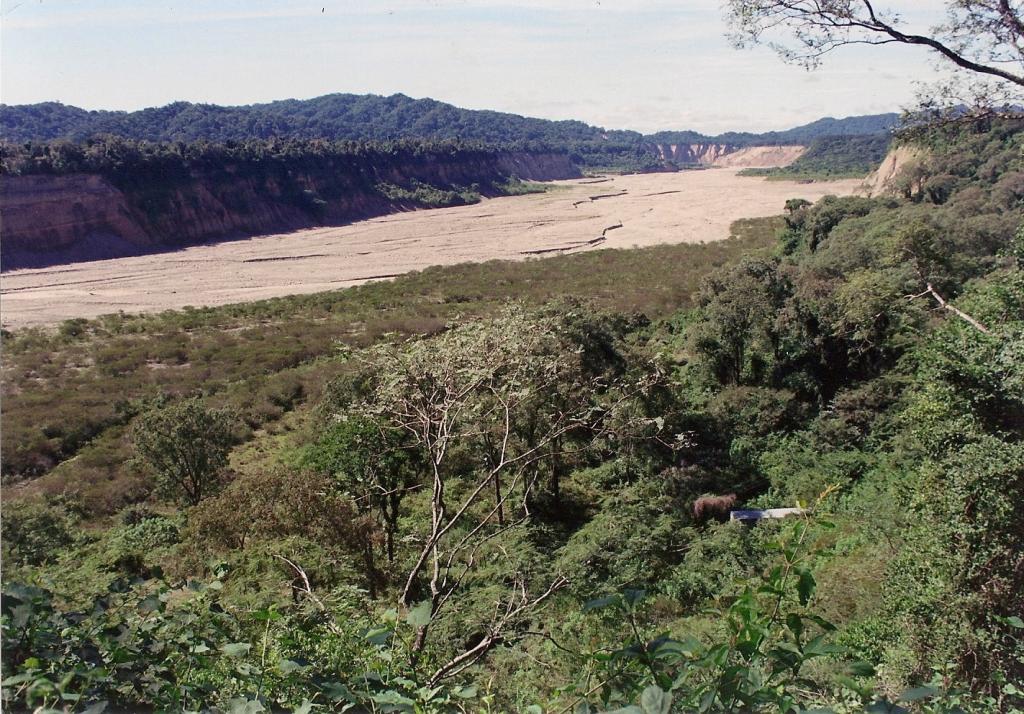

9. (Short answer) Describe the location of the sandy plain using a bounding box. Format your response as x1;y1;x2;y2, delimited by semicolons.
0;169;862;329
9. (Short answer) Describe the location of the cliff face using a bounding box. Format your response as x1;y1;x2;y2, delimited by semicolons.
711;145;806;168
1;175;152;259
647;143;805;168
0;151;578;270
862;145;925;196
651;143;739;165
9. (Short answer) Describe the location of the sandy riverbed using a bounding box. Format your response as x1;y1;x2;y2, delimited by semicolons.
0;169;862;328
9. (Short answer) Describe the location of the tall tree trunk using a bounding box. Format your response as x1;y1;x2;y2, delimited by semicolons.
494;470;504;526
550;437;562;505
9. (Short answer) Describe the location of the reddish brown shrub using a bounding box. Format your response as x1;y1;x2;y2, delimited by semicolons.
692;493;737;522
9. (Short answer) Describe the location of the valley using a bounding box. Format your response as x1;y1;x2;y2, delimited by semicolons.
4;1;1023;703
0;169;861;328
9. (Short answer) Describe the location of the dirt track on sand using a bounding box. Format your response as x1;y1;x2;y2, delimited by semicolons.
1;169;862;328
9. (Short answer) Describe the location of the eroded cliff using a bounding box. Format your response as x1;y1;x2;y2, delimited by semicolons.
861;145;926;196
0;151;578;270
647;143;805;168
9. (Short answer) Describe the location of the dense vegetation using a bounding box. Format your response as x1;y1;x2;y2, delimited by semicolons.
0;135;548;192
0;94;896;172
0;94;896;146
3;117;1023;712
739;134;893;180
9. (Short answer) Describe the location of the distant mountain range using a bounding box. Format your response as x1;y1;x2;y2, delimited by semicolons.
0;93;899;147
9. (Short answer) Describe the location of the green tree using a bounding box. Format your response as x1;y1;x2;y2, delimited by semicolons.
352;306;655;678
0;499;77;566
689;259;789;386
132;398;237;506
305;415;421;563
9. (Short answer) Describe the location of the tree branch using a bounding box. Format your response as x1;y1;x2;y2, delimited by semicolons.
906;283;992;335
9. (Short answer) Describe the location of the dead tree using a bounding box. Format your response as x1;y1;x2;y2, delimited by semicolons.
352;307;665;662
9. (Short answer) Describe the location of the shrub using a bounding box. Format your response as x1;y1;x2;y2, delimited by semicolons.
131;398;238;506
1;499;77;565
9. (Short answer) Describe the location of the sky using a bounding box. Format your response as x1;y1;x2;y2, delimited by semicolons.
1;0;950;134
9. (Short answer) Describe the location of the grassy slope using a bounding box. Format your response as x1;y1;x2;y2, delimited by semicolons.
2;216;782;515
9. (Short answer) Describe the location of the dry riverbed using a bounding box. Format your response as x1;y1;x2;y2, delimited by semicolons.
0;169;862;328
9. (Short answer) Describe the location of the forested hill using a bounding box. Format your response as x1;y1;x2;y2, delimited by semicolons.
644;113;900;146
0;93;898;146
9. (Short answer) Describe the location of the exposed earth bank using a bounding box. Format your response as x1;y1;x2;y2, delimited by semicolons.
862;145;924;195
0;151;580;271
649;143;805;167
1;169;863;329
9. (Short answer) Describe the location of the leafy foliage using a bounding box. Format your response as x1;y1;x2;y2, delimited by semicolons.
741;133;893;179
3;117;1024;712
132;398;238;506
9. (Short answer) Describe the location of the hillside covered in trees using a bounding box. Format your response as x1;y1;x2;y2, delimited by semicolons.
2;115;1021;712
0;93;898;145
0;94;897;172
740;134;894;179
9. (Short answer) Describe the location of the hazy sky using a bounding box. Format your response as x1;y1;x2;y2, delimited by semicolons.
1;0;949;133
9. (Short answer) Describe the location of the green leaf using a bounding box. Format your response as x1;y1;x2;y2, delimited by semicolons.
583;594;619;612
804;613;838;632
10;604;33;629
253;608;283;622
137;595;161;614
640;685;672;714
847;660;877;677
1005;615;1024;629
365;627;392;646
417;685;443;702
405;600;433;627
225;698;265;714
803;635;843;657
2;673;37;686
898;686;939;702
452;685;478;699
369;690;416;710
220;642;252;658
320;681;356;703
278;659;306;674
797;568;816;606
292;701;316;714
623;589;646;607
786;613;804;640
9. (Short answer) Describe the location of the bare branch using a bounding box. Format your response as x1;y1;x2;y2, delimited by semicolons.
906;283;993;335
273;554;344;636
427;575;569;685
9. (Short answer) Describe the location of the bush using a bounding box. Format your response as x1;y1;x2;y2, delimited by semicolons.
131;398;238;506
1;499;77;565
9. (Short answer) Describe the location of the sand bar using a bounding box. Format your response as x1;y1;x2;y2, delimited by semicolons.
0;169;861;328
